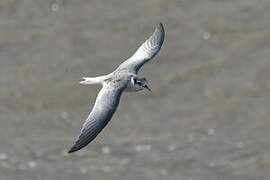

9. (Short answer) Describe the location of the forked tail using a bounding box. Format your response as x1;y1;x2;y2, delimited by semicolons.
80;75;108;85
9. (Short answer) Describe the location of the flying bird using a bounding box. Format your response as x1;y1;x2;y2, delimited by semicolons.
68;23;165;153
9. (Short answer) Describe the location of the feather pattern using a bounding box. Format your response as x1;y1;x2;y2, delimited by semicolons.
117;23;165;73
68;84;125;153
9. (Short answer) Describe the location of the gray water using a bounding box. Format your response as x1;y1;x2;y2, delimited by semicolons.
0;0;270;179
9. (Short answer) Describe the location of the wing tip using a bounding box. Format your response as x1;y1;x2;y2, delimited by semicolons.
157;22;164;33
158;22;164;30
154;22;165;45
67;144;81;154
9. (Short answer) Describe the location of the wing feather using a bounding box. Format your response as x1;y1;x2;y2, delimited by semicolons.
68;85;125;153
117;23;165;73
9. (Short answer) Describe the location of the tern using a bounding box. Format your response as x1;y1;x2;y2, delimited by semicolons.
68;23;165;153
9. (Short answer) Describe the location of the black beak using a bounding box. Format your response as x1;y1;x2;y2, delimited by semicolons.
144;85;152;92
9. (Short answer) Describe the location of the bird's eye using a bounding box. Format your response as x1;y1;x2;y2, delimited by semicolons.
133;78;137;84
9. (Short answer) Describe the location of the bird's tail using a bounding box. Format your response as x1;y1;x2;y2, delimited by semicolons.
80;75;108;85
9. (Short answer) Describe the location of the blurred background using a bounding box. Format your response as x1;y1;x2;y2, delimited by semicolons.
0;0;270;179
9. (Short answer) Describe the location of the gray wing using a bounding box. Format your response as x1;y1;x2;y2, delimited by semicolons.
68;85;125;153
117;23;165;73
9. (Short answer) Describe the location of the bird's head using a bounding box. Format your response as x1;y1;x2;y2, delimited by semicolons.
131;76;152;92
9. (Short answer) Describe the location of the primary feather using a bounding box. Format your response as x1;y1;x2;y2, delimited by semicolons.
68;85;125;153
117;23;165;73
